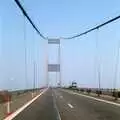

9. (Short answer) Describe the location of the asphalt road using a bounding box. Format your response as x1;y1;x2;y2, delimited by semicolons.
13;88;120;120
54;89;120;120
13;88;58;120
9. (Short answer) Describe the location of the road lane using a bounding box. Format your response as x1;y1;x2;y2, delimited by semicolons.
53;89;81;120
7;88;120;120
13;88;58;120
53;88;120;120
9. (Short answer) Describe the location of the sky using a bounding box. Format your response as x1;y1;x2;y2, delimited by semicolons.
0;0;120;90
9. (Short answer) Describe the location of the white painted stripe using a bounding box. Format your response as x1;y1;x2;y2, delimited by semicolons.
52;91;61;120
64;90;120;107
55;104;61;120
4;88;48;120
60;96;63;99
68;103;74;108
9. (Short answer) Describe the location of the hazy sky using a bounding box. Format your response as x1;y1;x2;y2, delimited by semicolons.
0;0;120;90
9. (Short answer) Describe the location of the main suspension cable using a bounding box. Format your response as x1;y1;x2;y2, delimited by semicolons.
62;15;120;40
14;0;47;40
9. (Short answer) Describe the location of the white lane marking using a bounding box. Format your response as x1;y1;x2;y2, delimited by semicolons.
60;96;63;99
63;90;120;107
52;91;61;120
4;88;48;120
68;103;74;108
55;104;61;120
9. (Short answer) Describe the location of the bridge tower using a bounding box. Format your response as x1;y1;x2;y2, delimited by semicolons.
46;39;61;87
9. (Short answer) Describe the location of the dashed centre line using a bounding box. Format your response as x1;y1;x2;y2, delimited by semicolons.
60;96;63;99
68;103;74;108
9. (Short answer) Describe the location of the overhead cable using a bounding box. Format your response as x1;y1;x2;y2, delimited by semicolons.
14;0;46;40
62;15;120;39
14;0;120;40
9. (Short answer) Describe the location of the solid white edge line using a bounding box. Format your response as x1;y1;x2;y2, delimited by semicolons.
68;103;74;108
4;88;48;120
62;90;120;107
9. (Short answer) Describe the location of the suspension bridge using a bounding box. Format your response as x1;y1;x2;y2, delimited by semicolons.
0;0;120;120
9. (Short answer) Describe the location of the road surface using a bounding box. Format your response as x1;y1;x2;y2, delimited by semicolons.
13;88;120;120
